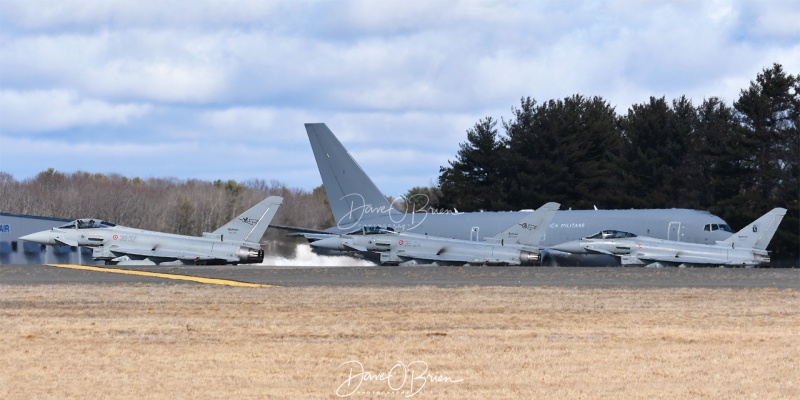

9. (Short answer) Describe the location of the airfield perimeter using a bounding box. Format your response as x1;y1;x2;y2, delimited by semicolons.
1;264;798;399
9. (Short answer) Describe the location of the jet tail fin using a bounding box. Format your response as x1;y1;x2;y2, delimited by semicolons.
212;196;284;243
305;123;397;228
720;208;786;250
493;202;560;246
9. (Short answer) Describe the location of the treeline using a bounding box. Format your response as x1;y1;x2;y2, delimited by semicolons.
432;64;798;260
0;170;334;256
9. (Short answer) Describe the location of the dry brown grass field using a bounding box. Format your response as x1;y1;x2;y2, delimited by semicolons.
1;285;797;399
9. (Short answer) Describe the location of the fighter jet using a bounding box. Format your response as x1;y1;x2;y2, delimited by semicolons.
20;196;283;266
310;202;559;266
550;208;786;267
285;123;735;266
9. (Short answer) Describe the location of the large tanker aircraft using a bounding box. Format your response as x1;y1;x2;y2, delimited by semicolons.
289;123;734;266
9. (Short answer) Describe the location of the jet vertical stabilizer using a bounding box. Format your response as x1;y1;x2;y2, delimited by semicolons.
719;208;787;250
212;196;284;243
493;202;560;246
305;123;397;228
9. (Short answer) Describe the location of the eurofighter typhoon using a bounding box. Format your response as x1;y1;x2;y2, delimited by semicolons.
311;202;559;266
551;208;786;267
20;196;283;266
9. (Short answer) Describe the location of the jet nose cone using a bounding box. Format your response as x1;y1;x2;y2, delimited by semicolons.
310;236;343;251
19;231;53;245
550;240;587;254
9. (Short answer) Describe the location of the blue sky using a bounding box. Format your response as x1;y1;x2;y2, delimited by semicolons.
1;0;798;198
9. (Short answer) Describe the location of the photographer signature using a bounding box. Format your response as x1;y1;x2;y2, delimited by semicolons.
337;193;460;230
335;360;463;397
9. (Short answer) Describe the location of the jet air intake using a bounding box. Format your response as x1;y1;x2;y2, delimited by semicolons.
237;247;264;263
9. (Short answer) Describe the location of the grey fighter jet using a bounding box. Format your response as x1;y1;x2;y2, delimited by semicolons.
550;208;786;267
20;196;283;266
310;202;559;266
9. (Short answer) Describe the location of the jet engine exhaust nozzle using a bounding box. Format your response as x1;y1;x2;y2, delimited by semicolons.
519;250;540;266
238;247;264;263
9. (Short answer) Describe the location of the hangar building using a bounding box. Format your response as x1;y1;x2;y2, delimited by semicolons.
0;213;96;265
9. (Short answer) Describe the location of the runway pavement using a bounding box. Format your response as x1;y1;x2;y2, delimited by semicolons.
1;263;798;288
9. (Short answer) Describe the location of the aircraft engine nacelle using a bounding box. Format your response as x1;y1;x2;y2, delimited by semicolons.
518;250;540;266
237;247;264;264
752;253;770;267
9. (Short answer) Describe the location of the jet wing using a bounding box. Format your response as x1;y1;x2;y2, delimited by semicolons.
107;246;237;263
269;224;333;235
297;233;338;242
629;253;729;266
395;250;498;265
549;239;627;256
394;254;463;265
270;225;345;243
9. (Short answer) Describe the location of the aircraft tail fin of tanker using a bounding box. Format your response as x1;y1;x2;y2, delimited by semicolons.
305;123;397;228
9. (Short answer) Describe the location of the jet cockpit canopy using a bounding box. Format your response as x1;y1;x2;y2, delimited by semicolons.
585;230;637;240
58;219;117;229
345;225;396;236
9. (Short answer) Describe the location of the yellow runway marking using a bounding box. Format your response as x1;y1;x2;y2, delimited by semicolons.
46;264;274;287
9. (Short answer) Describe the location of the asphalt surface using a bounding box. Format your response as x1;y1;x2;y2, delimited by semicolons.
0;264;798;289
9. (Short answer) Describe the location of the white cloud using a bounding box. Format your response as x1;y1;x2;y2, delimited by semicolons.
89;57;228;103
0;30;233;103
0;90;150;132
3;0;288;30
0;0;796;196
747;0;800;39
0;135;317;187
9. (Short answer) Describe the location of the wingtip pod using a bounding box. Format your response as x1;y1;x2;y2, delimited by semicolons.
723;207;787;251
305;123;396;228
